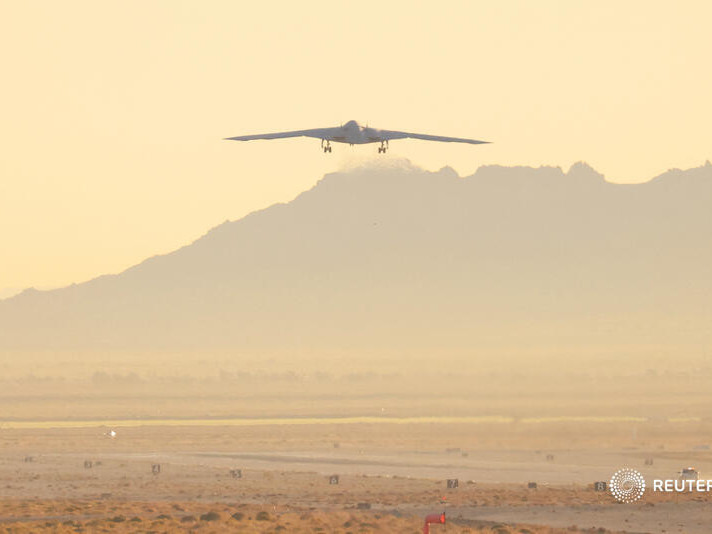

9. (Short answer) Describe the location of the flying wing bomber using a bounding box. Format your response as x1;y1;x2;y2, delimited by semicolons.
225;120;490;153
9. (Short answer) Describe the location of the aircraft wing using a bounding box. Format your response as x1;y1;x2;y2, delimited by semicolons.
225;127;338;141
376;129;489;145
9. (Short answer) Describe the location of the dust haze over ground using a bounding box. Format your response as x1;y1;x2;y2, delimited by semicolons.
1;162;712;532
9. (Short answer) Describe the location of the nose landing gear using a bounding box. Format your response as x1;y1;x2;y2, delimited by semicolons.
378;140;389;154
321;139;332;153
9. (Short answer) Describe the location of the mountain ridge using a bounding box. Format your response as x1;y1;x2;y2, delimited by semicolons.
5;158;709;306
1;160;711;360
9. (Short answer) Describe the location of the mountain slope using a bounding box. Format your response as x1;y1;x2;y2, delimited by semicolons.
2;160;711;360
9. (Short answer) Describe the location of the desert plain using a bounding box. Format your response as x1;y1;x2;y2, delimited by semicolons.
2;414;712;533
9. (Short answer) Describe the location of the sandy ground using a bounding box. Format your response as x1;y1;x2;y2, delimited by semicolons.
0;422;711;532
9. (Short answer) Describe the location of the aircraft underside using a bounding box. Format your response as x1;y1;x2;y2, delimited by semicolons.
321;138;389;153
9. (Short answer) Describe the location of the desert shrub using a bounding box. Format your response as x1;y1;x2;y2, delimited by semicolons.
255;511;270;521
231;512;245;521
200;511;221;521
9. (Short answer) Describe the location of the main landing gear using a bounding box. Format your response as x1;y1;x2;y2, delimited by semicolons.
378;140;389;154
321;139;332;153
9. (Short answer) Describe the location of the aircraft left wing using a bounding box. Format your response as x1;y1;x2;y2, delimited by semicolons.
225;127;337;141
375;129;489;145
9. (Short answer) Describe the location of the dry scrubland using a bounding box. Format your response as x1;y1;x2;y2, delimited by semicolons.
1;421;712;533
0;499;625;534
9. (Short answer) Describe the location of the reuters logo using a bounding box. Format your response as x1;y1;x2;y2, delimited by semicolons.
610;468;646;503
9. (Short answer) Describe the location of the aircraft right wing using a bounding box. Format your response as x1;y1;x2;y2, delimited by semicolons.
376;129;489;145
225;127;338;142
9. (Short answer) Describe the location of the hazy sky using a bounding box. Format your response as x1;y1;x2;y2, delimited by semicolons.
1;1;710;294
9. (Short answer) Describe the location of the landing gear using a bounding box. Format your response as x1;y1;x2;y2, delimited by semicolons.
321;139;332;153
378;140;389;154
